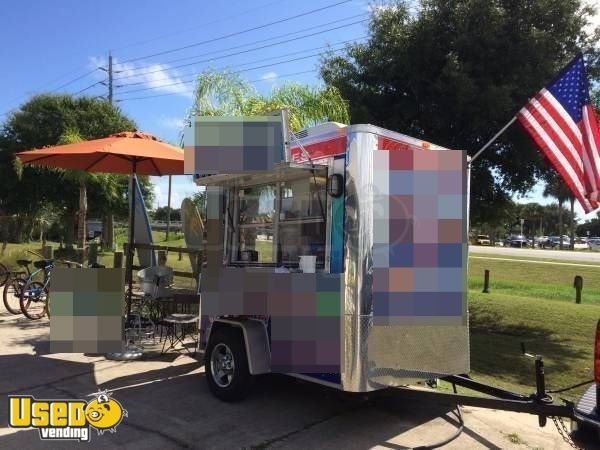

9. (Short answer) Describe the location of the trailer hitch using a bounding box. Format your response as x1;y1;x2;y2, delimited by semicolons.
437;343;574;426
521;342;553;426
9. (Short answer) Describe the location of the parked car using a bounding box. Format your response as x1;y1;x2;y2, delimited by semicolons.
546;236;571;249
534;236;549;247
475;234;491;245
86;221;102;240
504;234;529;247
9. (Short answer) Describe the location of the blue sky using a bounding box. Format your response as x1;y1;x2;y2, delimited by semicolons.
0;0;369;209
1;0;598;220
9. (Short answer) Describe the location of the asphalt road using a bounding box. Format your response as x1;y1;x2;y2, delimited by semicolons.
1;311;594;449
470;244;600;264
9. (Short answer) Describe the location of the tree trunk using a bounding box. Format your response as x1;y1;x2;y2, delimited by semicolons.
15;216;25;243
77;183;87;249
102;214;115;251
570;197;575;250
101;215;108;250
558;199;564;250
0;211;8;245
64;209;75;249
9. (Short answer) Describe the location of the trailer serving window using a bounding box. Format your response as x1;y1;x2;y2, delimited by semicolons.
230;169;327;268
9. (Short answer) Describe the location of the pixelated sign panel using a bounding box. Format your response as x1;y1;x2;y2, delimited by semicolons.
202;270;341;373
372;149;467;326
49;268;124;353
184;114;288;175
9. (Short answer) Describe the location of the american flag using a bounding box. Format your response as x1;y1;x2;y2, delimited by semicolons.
517;54;600;213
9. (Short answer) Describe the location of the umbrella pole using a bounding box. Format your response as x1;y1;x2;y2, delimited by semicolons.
126;165;137;318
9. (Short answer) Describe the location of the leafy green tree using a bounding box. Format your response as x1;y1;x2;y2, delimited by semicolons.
191;191;207;221
55;128;92;249
321;0;598;223
154;207;181;221
0;94;138;244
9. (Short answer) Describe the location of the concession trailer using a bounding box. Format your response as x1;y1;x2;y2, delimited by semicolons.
184;112;600;440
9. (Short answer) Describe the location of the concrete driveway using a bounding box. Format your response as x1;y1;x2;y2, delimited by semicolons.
0;311;595;449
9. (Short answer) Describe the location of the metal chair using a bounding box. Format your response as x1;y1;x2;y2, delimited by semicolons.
126;267;174;349
159;293;200;355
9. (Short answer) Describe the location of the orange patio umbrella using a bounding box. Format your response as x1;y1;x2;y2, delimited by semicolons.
18;131;184;310
17;131;184;176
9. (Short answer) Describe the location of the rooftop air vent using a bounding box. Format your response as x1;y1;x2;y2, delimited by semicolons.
294;122;346;140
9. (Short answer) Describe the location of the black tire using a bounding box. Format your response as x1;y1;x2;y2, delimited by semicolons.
0;263;8;287
205;326;253;402
3;276;25;315
20;281;48;320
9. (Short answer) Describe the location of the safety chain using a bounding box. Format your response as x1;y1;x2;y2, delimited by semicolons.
551;416;581;449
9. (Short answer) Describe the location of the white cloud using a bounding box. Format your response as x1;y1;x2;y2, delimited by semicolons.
152;183;182;209
151;177;198;209
157;115;185;130
153;184;163;208
364;2;400;13
585;2;600;34
363;1;419;17
88;56;194;99
260;71;278;83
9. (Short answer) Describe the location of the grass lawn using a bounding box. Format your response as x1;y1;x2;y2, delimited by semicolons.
466;257;600;399
466;292;596;400
469;256;600;305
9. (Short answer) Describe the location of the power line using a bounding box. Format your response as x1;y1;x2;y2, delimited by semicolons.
51;68;99;92
119;0;352;64
112;0;290;52
113;13;366;78
116;69;318;102
116;42;357;96
114;17;367;84
116;36;362;90
115;41;356;94
0;67;100;117
73;80;105;95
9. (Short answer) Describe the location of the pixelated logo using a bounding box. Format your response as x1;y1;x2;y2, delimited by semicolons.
8;390;127;442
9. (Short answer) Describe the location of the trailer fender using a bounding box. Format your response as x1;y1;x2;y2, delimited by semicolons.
208;319;271;375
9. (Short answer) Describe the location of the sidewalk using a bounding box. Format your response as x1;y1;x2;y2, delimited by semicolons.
0;310;593;449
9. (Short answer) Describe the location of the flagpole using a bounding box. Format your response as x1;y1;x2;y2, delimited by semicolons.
467;115;517;242
470;116;517;163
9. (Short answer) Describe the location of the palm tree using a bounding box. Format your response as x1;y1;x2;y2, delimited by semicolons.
56;130;123;250
543;174;574;250
56;129;89;249
188;69;350;132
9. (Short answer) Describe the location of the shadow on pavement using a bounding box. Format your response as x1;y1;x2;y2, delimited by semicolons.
2;352;597;449
0;353;466;449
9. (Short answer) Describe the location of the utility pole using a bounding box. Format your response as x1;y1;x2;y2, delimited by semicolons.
166;175;172;241
99;51;116;251
108;52;113;104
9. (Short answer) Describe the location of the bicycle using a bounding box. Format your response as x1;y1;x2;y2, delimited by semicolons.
19;258;54;320
2;259;32;315
18;250;83;320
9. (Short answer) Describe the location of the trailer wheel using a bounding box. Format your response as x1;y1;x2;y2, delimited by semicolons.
205;327;253;402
